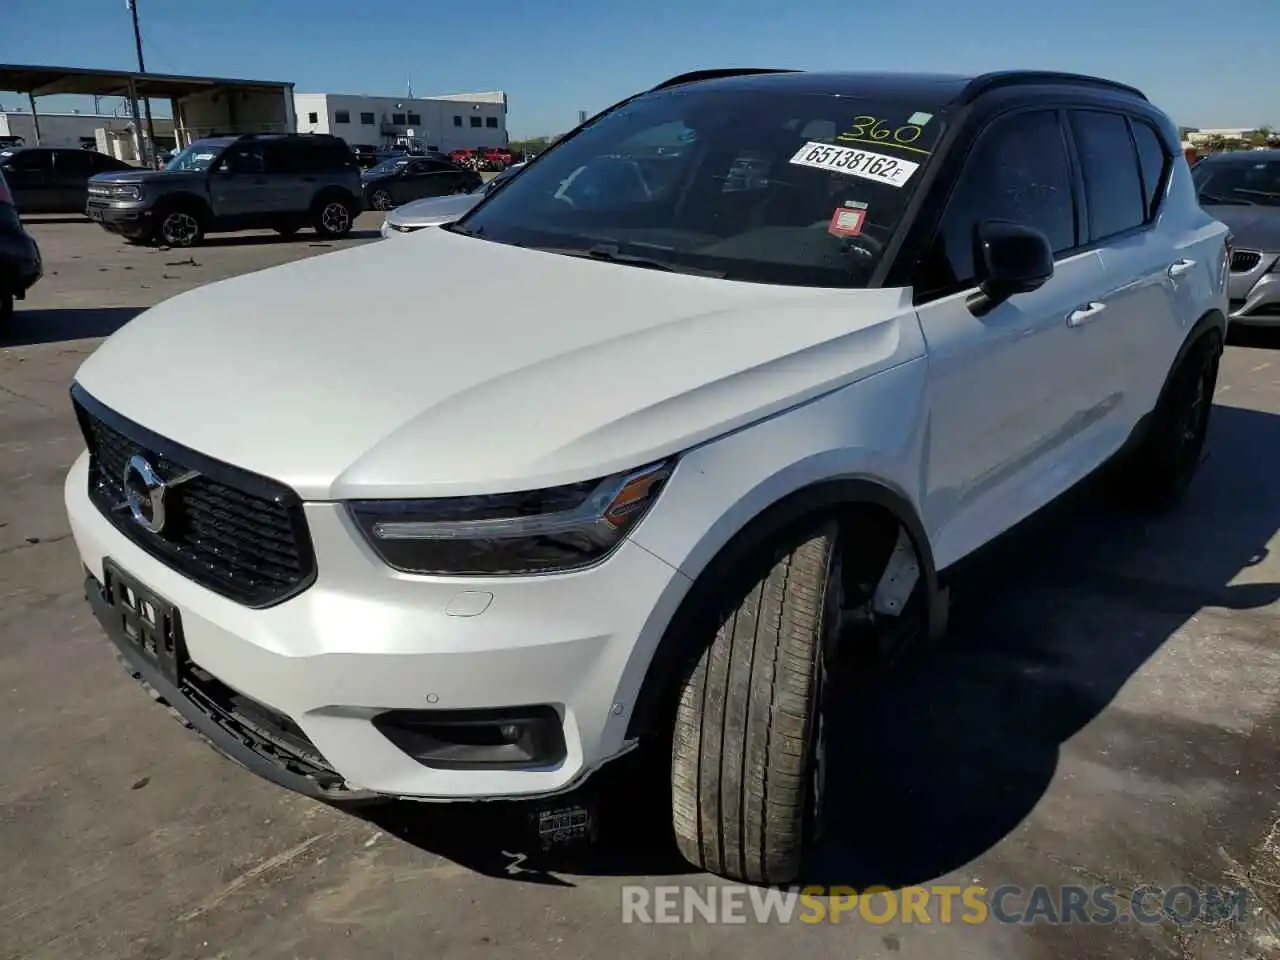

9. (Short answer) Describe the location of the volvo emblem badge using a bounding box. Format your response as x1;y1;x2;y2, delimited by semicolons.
123;454;168;534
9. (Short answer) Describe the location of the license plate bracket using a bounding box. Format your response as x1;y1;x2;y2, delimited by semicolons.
102;559;186;686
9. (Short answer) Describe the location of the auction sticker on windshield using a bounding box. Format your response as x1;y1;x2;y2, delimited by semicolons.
789;142;920;188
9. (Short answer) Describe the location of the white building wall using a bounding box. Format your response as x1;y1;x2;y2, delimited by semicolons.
0;111;175;158
293;91;508;152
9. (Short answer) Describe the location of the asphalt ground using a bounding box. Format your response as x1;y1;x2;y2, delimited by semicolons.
2;214;1278;960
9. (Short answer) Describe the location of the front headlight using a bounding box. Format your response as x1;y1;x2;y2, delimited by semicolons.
347;460;674;575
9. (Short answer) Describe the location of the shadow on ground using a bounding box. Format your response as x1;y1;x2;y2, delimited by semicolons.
1227;324;1280;350
194;229;382;248
350;404;1280;887
18;214;93;225
3;306;141;347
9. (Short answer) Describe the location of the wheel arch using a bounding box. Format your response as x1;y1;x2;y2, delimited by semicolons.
1149;308;1226;420
154;191;211;220
313;185;360;212
624;474;944;741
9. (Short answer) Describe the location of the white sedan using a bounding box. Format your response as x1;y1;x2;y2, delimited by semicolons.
380;162;526;238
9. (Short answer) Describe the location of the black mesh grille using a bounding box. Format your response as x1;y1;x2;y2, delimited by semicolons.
74;387;316;608
1231;250;1262;272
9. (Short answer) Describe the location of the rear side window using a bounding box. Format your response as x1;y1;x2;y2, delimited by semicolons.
1069;110;1145;240
919;109;1076;294
1;150;52;172
1130;121;1169;219
55;150;94;174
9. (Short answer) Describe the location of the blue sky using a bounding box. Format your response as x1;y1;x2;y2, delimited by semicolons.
3;0;1277;137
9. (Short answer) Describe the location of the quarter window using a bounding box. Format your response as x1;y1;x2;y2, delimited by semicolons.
919;110;1076;294
1131;120;1168;220
1070;110;1145;240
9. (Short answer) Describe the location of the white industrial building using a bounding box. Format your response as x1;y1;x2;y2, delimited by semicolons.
0;109;176;162
293;91;508;153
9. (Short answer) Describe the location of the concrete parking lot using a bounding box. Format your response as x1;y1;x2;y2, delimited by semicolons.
2;215;1279;960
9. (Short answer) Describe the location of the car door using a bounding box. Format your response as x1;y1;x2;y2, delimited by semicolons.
912;108;1109;566
51;149;95;212
209;141;268;222
261;140;316;215
0;149;56;213
1068;109;1182;432
398;159;438;202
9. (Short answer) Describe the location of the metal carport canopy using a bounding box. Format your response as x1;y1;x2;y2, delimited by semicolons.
0;63;292;99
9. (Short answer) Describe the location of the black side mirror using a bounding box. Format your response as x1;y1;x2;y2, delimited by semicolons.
969;220;1054;314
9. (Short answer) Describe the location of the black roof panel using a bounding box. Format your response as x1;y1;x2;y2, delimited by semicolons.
649;68;1146;105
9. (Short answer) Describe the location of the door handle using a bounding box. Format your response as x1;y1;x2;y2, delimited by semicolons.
1168;258;1196;278
1067;302;1107;326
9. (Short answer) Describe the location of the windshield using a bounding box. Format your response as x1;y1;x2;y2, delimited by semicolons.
454;87;947;286
1193;156;1280;207
366;156;411;178
166;141;227;172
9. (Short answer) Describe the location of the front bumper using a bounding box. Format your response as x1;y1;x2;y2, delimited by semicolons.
65;451;691;801
1227;250;1280;326
85;199;154;238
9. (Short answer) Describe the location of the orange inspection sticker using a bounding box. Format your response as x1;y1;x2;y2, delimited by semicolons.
829;206;866;237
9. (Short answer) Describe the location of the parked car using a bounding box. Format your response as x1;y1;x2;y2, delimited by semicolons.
84;133;363;247
380;161;526;237
363;155;481;210
0;166;42;325
1193;149;1280;326
0;146;134;214
64;68;1228;884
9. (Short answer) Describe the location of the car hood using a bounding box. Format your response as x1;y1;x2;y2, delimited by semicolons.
89;169;202;185
73;229;918;500
1204;204;1280;252
387;193;482;227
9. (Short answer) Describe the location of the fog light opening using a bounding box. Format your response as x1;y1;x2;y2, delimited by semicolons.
372;705;566;770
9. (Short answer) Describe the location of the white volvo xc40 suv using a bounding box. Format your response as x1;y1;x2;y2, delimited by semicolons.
65;68;1229;884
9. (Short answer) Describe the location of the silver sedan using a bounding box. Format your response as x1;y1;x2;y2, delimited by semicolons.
380;162;526;238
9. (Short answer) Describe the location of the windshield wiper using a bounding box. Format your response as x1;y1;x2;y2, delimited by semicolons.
531;242;726;278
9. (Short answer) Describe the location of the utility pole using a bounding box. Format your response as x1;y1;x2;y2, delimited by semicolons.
126;0;159;167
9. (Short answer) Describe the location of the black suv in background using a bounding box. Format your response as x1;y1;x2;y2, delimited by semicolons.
0;167;42;326
0;146;135;214
85;133;364;247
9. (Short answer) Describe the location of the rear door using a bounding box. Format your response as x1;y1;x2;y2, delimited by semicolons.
1066;109;1178;437
50;149;96;212
0;149;56;213
401;159;461;202
912;108;1108;565
261;140;321;215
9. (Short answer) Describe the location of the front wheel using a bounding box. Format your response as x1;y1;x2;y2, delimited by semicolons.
156;208;204;247
670;521;842;884
313;198;354;238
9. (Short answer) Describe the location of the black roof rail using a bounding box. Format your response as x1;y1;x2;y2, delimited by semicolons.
649;67;801;92
960;71;1147;103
